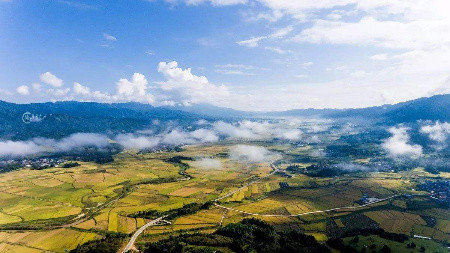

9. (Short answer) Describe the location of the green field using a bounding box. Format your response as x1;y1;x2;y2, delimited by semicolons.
0;143;448;252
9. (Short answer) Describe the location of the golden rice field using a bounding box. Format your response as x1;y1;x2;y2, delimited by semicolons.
0;143;448;252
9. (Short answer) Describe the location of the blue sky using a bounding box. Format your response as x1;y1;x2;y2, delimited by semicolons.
1;0;449;111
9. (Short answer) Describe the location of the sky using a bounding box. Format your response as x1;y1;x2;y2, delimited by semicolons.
0;0;449;111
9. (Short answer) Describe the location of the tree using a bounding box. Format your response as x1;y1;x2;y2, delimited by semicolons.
406;242;416;249
381;245;391;253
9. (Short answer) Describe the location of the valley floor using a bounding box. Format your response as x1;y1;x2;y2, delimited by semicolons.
0;144;448;252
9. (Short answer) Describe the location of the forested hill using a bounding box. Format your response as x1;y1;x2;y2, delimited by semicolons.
0;101;202;140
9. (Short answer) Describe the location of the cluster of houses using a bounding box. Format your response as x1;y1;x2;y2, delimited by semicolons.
419;180;450;206
20;158;66;170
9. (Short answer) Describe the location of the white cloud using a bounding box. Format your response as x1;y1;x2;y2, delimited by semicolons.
59;0;98;10
237;26;293;48
53;133;109;152
326;13;342;20
276;129;302;141
16;85;29;95
0;88;13;96
215;64;263;75
46;88;71;97
40;72;63;87
31;83;41;92
420;121;450;143
382;126;423;158
237;36;265;48
103;33;117;41
184;0;247;6
294;17;450;50
73;82;91;96
212;121;258;139
73;82;114;102
117;73;147;97
264;46;291;54
115;134;160;150
193;158;222;169
229;145;277;163
161;128;219;145
212;120;303;141
189;128;219;142
215;64;257;70
370;54;389;61
157;61;230;106
0;133;109;157
0;140;44;157
215;69;255;76
117;73;154;103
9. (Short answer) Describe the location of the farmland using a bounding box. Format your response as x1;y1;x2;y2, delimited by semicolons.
0;141;448;252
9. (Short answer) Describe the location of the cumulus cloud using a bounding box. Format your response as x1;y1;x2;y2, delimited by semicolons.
16;85;29;95
229;145;277;163
40;72;63;87
382;126;423;158
73;82;91;96
420;121;450;143
157;61;230;106
117;73;154;103
193;158;222;169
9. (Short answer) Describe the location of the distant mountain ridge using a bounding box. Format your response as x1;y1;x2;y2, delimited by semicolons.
0;94;448;140
175;94;450;123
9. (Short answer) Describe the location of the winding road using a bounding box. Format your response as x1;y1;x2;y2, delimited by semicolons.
121;162;407;252
122;163;278;252
122;216;167;253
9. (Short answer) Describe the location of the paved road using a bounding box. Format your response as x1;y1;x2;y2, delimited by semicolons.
214;195;401;217
121;161;413;252
121;162;278;252
122;216;166;253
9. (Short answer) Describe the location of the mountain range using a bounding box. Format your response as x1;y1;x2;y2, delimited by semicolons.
0;94;448;140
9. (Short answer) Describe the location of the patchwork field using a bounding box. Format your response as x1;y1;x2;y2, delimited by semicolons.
0;143;448;252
